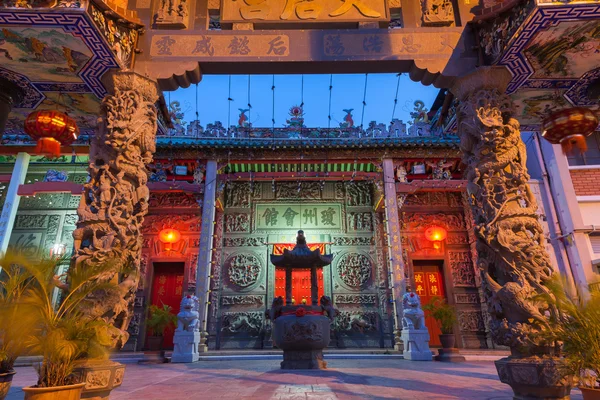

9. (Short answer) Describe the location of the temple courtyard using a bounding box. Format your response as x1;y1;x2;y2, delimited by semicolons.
5;358;585;400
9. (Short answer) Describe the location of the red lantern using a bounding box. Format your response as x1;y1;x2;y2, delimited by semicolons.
24;110;78;157
425;225;447;242
158;228;181;245
541;108;598;154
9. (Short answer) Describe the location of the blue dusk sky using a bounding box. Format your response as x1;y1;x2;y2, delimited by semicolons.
168;73;440;128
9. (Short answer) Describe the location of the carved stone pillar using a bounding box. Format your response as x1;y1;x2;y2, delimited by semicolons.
195;160;218;352
382;159;406;351
451;66;556;353
73;71;159;348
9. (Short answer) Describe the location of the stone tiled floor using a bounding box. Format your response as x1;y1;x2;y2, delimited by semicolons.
6;359;584;400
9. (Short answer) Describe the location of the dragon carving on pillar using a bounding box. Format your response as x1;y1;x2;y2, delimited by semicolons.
72;72;159;348
457;88;556;354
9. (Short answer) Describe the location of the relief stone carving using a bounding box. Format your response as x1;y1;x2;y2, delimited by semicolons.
334;294;377;304
14;214;48;229
335;311;378;333
128;312;142;335
223;237;265;247
225;183;251;208
345;182;372;206
72;72;159;348
148;192;201;208
456;80;556;351
221;295;264;306
458;311;485;332
276;182;321;200
337;253;372;288
142;214;201;234
221;311;263;336
421;0;454;26
283;320;323;343
227;253;261;288
155;0;189;28
347;212;373;231
449;251;476;287
401;212;464;230
332;236;374;246
225;213;250;233
455;293;479;304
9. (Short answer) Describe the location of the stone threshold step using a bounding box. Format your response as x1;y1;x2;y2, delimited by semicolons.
196;354;405;361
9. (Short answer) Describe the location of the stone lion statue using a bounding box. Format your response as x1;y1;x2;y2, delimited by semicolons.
320;295;338;321
266;296;284;321
176;295;200;332
402;292;425;330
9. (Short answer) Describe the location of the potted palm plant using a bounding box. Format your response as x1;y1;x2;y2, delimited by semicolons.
11;255;121;400
145;304;176;352
0;253;34;400
422;297;464;362
537;276;600;400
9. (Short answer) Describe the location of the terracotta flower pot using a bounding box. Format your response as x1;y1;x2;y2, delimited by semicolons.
581;387;600;400
22;382;86;400
439;334;455;349
0;370;16;400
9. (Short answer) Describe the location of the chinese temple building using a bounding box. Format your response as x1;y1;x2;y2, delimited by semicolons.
0;0;599;356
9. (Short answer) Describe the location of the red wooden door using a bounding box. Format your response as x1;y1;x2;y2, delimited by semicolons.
413;262;446;346
149;262;184;349
275;268;324;305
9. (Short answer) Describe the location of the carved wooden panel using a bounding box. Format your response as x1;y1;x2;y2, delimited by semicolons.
449;251;476;287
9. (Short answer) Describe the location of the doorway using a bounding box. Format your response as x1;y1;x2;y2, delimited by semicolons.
412;260;446;347
275;267;324;305
149;262;185;349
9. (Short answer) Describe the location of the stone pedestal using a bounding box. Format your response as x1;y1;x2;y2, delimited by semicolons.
401;329;432;361
495;357;572;400
434;348;465;362
281;349;327;370
171;331;200;363
72;360;125;400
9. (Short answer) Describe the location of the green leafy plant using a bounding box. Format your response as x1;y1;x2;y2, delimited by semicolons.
536;275;600;389
0;253;34;374
422;297;456;334
146;304;176;337
5;254;122;388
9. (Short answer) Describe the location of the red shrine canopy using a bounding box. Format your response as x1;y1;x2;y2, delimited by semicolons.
272;243;326;305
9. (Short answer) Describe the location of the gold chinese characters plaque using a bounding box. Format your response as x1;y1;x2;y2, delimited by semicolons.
221;0;389;23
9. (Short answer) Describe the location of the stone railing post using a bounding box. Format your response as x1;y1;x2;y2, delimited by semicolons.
72;71;159;348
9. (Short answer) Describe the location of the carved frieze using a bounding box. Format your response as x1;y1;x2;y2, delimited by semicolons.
64;214;78;226
400;212;464;231
283;320;323;343
449;251;476;287
335;183;344;199
221;295;264;306
128;312;142;335
347;212;373;231
332;236;375;246
420;0;454;26
148;192;201;208
14;214;48;229
337;253;372;288
227;253;262;288
454;293;479;304
458;310;485;332
446;233;469;245
334;294;377;304
225;182;252;208
335;311;378;333
154;0;189;28
142;214;202;233
345;182;372;206
275;182;321;200
225;213;250;233
223;237;265;247
221;311;263;336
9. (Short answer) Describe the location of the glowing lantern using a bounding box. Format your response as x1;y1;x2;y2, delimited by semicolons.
50;243;66;258
158;228;181;251
425;225;447;250
541;108;598;154
24;110;78;157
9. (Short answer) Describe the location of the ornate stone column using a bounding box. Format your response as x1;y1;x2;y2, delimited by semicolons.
195;159;218;352
382;159;406;351
73;71;159;348
0;152;30;256
452;67;570;398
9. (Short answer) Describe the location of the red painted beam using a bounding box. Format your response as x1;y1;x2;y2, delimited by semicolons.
0;175;11;182
0;146;90;156
147;181;203;193
217;171;381;181
18;182;84;196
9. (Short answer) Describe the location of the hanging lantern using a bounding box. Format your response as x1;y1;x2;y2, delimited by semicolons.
24;110;79;157
541;108;598;154
425;225;447;250
158;228;181;251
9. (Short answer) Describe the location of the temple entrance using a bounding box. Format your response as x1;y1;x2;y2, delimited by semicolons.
413;260;446;347
149;262;185;349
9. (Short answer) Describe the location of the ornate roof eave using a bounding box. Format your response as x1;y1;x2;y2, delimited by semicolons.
155;136;461;150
